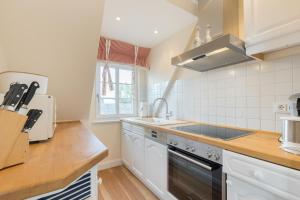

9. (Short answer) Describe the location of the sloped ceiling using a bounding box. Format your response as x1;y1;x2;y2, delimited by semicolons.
0;0;105;121
101;0;197;47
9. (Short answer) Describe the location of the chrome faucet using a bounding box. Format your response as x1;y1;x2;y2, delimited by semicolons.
152;98;172;120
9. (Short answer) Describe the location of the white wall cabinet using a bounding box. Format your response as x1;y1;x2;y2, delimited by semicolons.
144;138;167;199
223;150;300;200
244;0;300;55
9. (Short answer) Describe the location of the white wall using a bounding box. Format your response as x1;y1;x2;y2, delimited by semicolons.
0;40;7;72
0;0;105;121
148;23;196;86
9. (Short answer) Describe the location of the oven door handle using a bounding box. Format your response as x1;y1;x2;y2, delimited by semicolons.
168;149;212;171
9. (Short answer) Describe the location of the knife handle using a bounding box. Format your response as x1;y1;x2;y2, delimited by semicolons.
23;82;40;105
6;84;28;108
1;83;18;106
23;109;43;132
15;82;39;111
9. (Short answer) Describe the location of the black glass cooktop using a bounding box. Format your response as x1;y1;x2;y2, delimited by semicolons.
172;124;253;140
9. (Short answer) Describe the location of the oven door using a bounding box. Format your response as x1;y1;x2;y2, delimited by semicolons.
168;147;222;200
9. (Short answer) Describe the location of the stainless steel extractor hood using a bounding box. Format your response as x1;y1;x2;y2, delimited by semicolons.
171;34;253;72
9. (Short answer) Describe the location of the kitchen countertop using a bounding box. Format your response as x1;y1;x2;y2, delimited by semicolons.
122;118;300;171
0;121;108;200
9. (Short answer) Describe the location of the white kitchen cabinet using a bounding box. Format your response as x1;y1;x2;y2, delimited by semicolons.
223;150;300;200
144;138;167;199
131;133;145;179
121;125;145;181
244;0;300;55
121;122;168;199
227;175;283;200
121;130;132;168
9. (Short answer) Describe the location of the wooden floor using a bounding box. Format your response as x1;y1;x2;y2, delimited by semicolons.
98;166;159;200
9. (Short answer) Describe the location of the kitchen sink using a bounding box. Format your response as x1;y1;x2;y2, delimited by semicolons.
133;117;186;125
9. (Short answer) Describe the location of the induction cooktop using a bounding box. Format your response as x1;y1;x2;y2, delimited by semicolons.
172;124;253;140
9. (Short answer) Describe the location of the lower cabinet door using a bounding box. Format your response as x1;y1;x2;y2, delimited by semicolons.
144;138;167;199
227;175;286;200
131;134;145;179
121;131;132;168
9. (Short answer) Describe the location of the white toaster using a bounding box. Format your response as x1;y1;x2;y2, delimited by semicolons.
0;93;56;141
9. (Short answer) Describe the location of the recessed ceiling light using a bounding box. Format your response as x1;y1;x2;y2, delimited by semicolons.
154;30;159;34
115;17;121;21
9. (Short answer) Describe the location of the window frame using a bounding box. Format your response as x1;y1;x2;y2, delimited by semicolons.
95;61;138;120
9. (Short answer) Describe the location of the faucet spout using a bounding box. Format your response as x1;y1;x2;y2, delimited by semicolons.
152;98;172;120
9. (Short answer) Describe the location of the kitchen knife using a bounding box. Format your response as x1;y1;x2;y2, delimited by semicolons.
0;82;18;108
4;83;28;111
15;81;40;114
23;109;43;133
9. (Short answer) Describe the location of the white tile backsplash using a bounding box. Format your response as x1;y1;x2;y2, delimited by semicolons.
293;81;300;93
275;69;292;83
148;55;300;132
261;119;275;131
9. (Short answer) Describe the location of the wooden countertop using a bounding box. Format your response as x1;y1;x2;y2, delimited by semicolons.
0;121;108;200
122;118;300;171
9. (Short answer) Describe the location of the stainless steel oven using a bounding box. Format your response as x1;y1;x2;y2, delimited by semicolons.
167;135;225;200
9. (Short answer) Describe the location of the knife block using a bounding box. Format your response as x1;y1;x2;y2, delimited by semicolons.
0;109;29;170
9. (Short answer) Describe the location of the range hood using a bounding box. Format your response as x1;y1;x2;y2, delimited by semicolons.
172;34;253;72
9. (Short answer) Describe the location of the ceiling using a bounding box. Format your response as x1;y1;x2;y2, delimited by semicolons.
101;0;198;48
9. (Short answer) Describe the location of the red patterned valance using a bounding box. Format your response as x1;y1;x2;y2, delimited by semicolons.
97;37;151;68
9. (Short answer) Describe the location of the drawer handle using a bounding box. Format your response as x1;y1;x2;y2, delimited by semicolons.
253;170;264;180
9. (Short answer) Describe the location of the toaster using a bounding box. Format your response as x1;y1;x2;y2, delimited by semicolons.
0;93;56;142
280;94;300;154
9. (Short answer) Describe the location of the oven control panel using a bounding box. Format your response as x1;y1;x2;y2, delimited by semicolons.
167;134;223;165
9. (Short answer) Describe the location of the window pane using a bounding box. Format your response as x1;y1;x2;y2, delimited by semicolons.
119;69;133;84
100;98;116;115
119;98;133;114
100;83;116;98
100;65;116;83
119;84;133;99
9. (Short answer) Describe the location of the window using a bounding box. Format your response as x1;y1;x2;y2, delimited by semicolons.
95;62;137;119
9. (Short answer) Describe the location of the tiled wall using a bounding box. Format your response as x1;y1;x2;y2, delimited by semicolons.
148;54;300;132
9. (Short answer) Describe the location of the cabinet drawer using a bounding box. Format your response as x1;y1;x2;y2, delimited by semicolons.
131;124;147;136
227;175;284;200
122;122;132;131
122;122;146;136
223;150;300;200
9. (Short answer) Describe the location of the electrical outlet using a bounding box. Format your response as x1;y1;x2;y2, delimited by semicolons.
274;103;289;113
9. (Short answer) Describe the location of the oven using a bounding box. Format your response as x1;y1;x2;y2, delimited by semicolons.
168;145;225;200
